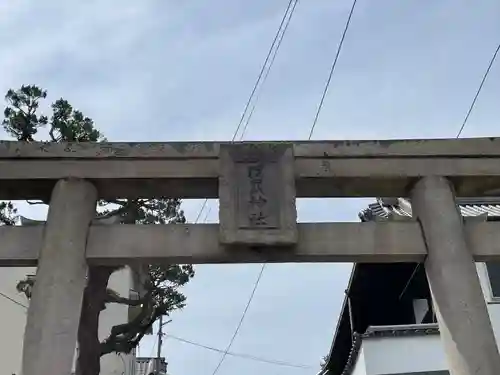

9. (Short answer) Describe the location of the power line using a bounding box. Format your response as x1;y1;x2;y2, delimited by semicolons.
0;289;313;370
0;290;28;309
194;0;298;224
202;205;212;223
308;0;358;140
165;334;313;369
210;264;266;375
209;3;302;373
239;0;300;140
194;201;208;224
232;0;298;142
456;43;500;138
399;42;500;301
2;277;308;370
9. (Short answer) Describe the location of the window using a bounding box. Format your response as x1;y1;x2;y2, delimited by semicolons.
485;262;500;298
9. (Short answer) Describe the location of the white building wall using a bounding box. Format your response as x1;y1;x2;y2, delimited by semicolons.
488;304;500;343
362;334;447;375
0;267;32;375
0;266;134;375
351;346;367;375
476;262;500;342
354;263;500;375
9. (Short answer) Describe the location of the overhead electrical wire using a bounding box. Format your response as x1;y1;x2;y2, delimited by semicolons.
308;0;358;140
232;0;298;142
210;265;266;375
209;1;361;374
0;289;312;370
398;41;500;299
194;0;298;224
456;42;500;138
207;3;302;372
239;0;300;140
0;290;28;309
166;333;313;369
194;200;208;223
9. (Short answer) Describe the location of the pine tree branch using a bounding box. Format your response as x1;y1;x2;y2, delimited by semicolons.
100;291;159;356
96;203;130;220
49;126;58;142
104;289;143;306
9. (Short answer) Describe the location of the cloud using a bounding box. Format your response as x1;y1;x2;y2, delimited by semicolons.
2;0;498;144
1;1;500;375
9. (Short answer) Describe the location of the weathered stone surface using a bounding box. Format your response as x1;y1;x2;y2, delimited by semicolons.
219;143;297;245
7;221;500;266
21;178;97;375
4;137;500;199
4;137;500;159
411;176;500;375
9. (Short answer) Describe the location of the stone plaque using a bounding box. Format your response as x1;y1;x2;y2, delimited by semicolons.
219;143;297;246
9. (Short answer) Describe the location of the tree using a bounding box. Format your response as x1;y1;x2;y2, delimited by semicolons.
2;85;195;375
0;201;17;226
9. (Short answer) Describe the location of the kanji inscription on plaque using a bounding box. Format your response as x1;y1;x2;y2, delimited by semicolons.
219;143;297;246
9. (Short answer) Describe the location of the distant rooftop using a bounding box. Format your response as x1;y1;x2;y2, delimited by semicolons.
324;197;500;375
359;197;500;221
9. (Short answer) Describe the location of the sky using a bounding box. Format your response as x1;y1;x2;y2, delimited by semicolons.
0;0;500;374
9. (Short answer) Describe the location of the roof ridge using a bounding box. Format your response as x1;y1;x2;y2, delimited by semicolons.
360;197;500;220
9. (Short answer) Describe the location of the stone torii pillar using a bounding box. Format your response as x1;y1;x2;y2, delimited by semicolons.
21;178;97;375
411;176;500;375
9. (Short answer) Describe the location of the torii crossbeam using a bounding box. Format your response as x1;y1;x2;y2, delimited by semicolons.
2;137;500;375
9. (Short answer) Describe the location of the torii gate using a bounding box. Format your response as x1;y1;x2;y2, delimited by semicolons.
2;138;500;375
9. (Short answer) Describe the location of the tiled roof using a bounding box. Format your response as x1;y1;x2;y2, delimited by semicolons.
361;324;440;338
326;197;500;375
336;325;440;375
359;197;500;222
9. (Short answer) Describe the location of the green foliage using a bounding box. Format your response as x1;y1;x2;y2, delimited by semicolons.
2;85;195;367
50;99;105;142
105;197;192;314
2;85;48;141
0;201;17;226
149;263;195;314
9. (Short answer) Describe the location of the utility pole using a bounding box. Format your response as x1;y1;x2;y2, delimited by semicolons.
156;316;172;375
156;315;163;375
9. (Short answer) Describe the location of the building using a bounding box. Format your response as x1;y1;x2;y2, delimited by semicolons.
0;266;137;375
135;357;168;375
322;198;500;375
